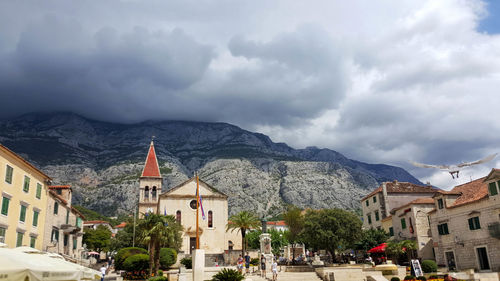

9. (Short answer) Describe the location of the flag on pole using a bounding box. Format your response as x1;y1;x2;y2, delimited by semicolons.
164;206;167;216
195;183;206;220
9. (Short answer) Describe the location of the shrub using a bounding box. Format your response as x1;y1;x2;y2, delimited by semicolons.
180;257;192;269
148;277;168;281
160;248;177;269
115;247;148;270
211;268;245;281
428;275;438;280
123;254;150;272
250;258;259;266
421;260;437;273
158;270;163;276
390;278;401;281
404;276;416;280
417;277;426;281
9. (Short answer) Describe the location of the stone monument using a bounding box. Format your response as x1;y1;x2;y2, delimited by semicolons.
259;219;273;275
192;249;205;281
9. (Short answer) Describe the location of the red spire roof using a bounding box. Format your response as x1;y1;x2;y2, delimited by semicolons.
141;141;161;178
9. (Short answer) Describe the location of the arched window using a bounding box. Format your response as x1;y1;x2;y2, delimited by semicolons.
208;211;213;228
144;186;149;200
228;240;233;250
152;186;157;199
176;210;181;223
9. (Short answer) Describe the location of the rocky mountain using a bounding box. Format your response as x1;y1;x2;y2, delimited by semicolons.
0;112;422;217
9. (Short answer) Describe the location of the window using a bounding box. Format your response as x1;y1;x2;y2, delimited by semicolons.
19;205;27;222
64;234;68;246
23;176;30;193
367;214;372;224
190;200;197;209
0;227;6;240
76;217;82;228
66;209;69;224
73;237;77;250
176;210;181;223
366;200;369;207
208;211;213;228
468;216;481;230
56;189;62;195
51;228;59;242
32;210;39;227
1;197;9;216
489;182;498;196
30;237;36;248
389;227;394;236
373;196;377;203
5;165;13;184
144;186;149;199
152;186;157;199
375;211;380;221
16;232;23;247
437;199;444;209
401;218;407;229
54;202;59;215
438;223;449;235
36;183;42;199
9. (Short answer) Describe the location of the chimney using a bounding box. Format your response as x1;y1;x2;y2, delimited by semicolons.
382;182;389;217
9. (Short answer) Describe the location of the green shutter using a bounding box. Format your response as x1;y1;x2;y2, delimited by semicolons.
401;218;406;229
73;237;77;250
36;184;42;199
16;232;23;247
468;218;474;230
54;202;58;214
30;237;36;248
366;200;369;207
5;165;13;184
474;217;481;229
367;214;372;224
66;210;69;224
444;223;449;234
375;211;379;221
33;211;39;227
489;182;498;196
0;227;6;238
23;176;30;192
19;205;26;222
1;197;9;216
76;217;82;228
373;196;377;203
389;227;394;236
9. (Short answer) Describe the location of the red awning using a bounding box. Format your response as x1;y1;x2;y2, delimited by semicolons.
368;243;387;253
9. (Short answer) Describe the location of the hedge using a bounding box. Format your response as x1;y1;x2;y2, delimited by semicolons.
123;254;150;272
421;260;437;273
159;248;177;269
115;247;148;270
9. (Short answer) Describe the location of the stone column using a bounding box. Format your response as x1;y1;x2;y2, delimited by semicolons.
259;233;273;276
192;249;205;281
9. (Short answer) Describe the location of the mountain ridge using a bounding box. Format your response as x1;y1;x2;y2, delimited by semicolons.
0;112;421;216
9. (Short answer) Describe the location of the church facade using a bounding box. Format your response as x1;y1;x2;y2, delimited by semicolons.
138;141;241;255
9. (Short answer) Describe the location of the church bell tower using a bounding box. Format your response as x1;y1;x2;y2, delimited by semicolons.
138;140;162;217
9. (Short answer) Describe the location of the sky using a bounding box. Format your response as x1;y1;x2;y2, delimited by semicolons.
1;0;500;189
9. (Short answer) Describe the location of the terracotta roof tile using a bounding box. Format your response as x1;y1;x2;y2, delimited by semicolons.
362;181;439;201
49;190;68;205
448;177;489;208
141;141;161;178
267;220;287;226
83;220;110;225
49;185;71;189
115;222;127;228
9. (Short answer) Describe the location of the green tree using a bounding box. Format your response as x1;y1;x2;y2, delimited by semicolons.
226;211;261;256
283;205;304;262
83;225;112;252
386;240;417;265
300;209;362;261
137;213;183;275
354;228;389;251
110;218;135;251
245;230;261;250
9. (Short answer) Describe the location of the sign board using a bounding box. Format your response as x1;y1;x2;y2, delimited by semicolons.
411;259;423;277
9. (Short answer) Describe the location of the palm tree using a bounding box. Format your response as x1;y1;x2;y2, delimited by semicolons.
137;213;183;275
227;211;261;256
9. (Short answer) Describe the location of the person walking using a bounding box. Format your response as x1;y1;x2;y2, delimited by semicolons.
99;265;107;281
244;252;251;274
271;258;278;281
237;255;244;274
260;254;267;278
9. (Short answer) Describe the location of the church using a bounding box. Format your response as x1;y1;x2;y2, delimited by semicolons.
138;141;242;256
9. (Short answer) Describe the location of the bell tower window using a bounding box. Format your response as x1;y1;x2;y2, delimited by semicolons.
144;186;149;200
152;186;157;199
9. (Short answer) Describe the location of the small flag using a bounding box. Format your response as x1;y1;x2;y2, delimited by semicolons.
164;206;167;216
195;184;206;220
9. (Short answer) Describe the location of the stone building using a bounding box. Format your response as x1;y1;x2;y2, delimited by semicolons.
429;169;500;272
42;185;85;260
361;180;439;229
136;141;241;257
0;143;50;250
390;198;435;260
138;141;162;217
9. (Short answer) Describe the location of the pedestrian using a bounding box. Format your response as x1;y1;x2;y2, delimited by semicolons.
260;254;266;278
244;252;251;274
99;265;107;281
444;274;455;281
271;258;278;281
237;255;244;274
107;257;112;269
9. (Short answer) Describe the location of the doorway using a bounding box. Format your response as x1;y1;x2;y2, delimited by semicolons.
190;237;196;254
476;247;490;270
445;251;456;271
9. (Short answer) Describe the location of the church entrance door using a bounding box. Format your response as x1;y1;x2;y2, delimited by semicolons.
190;237;196;254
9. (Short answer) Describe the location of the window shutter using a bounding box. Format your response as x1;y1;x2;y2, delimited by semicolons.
474;217;481;229
468;218;474;230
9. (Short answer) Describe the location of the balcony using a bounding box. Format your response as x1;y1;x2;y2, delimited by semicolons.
488;222;500;239
61;224;82;234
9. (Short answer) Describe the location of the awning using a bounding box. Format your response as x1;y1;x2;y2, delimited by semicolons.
368;243;387;253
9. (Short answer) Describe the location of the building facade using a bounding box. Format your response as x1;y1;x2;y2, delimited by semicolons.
429;169;500;272
390;198;435;260
138;141;162;217
43;185;85;260
0;144;51;250
361;180;438;229
157;178;242;255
